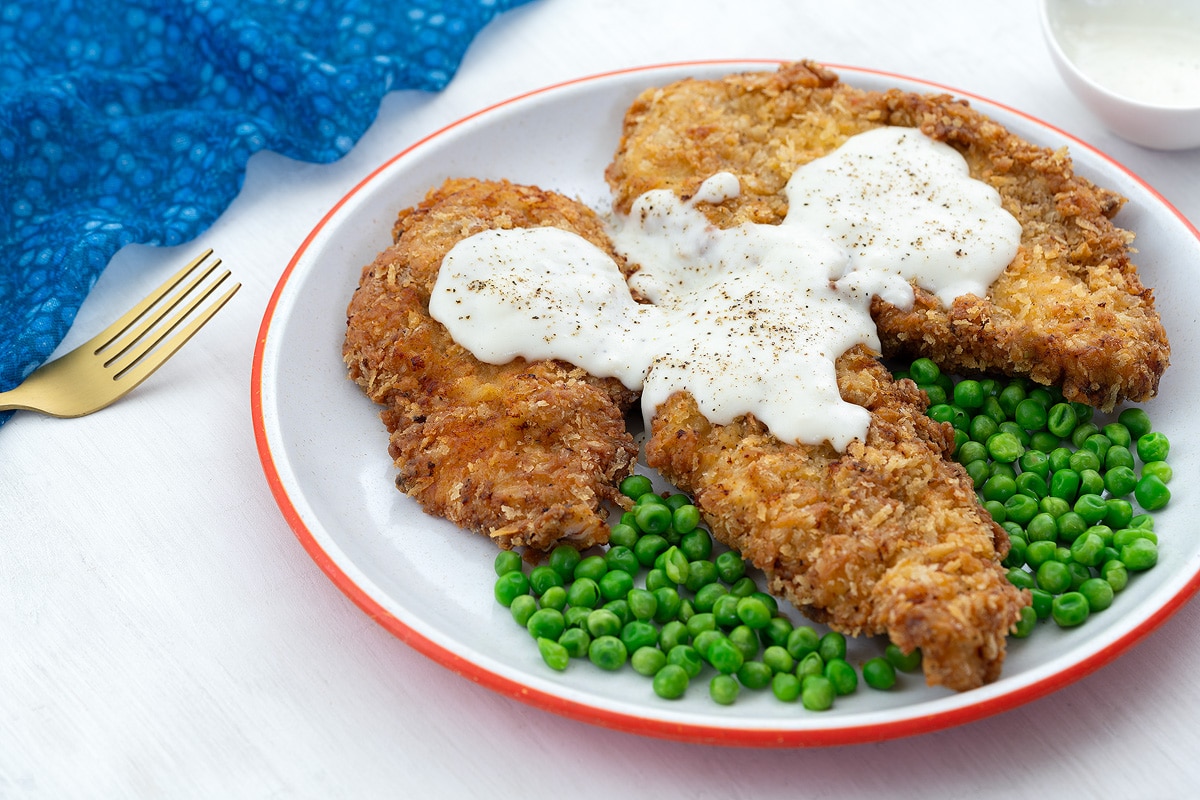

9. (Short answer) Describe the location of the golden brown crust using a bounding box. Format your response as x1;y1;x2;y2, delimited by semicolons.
645;346;1029;691
606;61;1169;411
343;178;639;551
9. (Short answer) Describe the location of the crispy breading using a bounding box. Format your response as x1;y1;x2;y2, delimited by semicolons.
645;347;1029;691
606;61;1169;411
343;178;639;551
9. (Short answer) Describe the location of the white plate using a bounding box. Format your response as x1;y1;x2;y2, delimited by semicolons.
252;61;1200;746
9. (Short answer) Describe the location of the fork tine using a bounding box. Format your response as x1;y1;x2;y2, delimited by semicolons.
108;275;241;391
88;249;219;358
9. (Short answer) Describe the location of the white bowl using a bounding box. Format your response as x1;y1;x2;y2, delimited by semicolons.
1039;0;1200;150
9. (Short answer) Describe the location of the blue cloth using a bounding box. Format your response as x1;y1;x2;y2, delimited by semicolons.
0;0;531;424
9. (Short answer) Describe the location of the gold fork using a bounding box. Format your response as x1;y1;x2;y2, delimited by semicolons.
0;249;240;418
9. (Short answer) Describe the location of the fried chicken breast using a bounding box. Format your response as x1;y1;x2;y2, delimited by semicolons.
606;61;1169;411
343;178;639;552
646;347;1029;691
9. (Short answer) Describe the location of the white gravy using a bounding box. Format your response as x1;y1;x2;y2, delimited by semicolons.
428;126;1022;451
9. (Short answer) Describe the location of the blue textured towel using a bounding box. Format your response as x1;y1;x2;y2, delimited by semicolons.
0;0;531;425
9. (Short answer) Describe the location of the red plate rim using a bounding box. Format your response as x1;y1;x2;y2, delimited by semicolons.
250;59;1200;747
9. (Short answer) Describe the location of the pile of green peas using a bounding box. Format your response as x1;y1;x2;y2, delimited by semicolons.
895;358;1172;632
493;473;923;708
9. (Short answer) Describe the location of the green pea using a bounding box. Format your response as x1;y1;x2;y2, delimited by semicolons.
652;587;682;624
652;663;689;699
1104;445;1135;472
685;612;717;638
672;504;702;535
633;534;669;568
824;658;858;696
737;660;774;690
1014;398;1048;430
658;620;689;652
547;545;582;580
1135;475;1171;511
800;675;836;711
954;379;985;409
494;570;531;607
1046;402;1078;438
787;626;821;660
1079;578;1115;612
1025;539;1058;568
619;473;654;500
862;657;897;690
1072;402;1094;425
1074;494;1108;525
661;545;690;585
692;629;723;661
709;674;740;706
1004;493;1039;525
707;636;745;674
736;596;773;629
1083;433;1112;463
1117;407;1151;438
1103;466;1137;497
1069;532;1106;567
728;576;758;598
1035;560;1072;594
1049;469;1081;502
1069;449;1101;473
692;581;727;614
679;528;712;561
1071;421;1100;450
714;550;746;584
598;569;634;602
957;440;989;464
997;382;1027;417
1102;422;1132;447
1121;538;1158;571
625;588;657;622
1051;592;1090;628
1056;511;1088;542
817;631;847;663
998;421;1031;446
1010;605;1038;638
908;358;941;385
667;645;703;678
1104;498;1134;529
634;503;673;536
1007;568;1035;591
982;474;1017;502
644;568;670;592
1136;432;1170;463
1015;471;1048;500
712;594;741;629
965;460;989;488
630;645;667;676
728;625;761;662
1079;469;1105;497
1029;430;1061;453
539;585;567;611
772;672;803;703
1142;460;1173;484
558;627;591;658
1002;534;1029;569
494;550;523;577
928;403;958;425
885;643;922;673
1025;513;1058;543
1039;495;1071;519
762;645;795;674
1048;446;1074;472
970;414;1000;444
921;384;947;405
1101;559;1129;592
537;637;570;671
585;608;623;639
573;555;607;583
760;616;794;649
796;651;825;681
684;559;719;592
1029;588;1054;620
510;594;538;627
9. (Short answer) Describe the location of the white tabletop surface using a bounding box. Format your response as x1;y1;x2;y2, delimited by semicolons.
5;1;1200;797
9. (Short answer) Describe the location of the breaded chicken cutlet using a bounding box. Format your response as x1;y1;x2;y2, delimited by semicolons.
606;61;1170;412
646;347;1027;691
343;178;639;552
